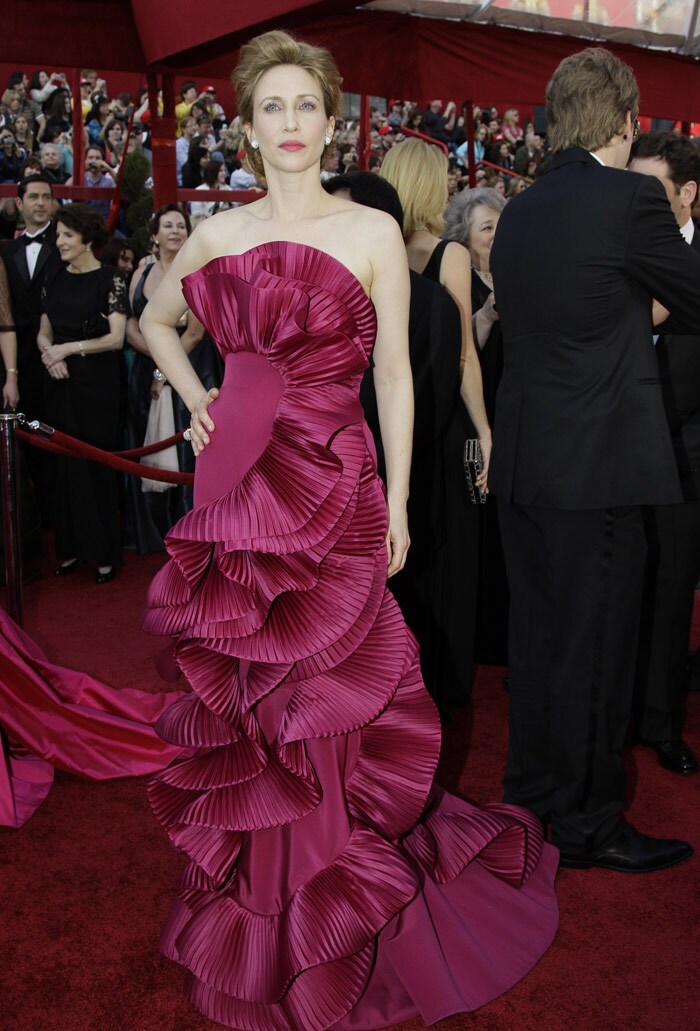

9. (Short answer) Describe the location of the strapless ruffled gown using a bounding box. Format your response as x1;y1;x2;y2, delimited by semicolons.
142;241;558;1030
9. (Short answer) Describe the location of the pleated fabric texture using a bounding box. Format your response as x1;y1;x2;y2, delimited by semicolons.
142;242;559;1031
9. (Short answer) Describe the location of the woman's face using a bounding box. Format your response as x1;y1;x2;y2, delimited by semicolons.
477;126;487;142
117;248;135;275
39;71;49;87
493;178;506;196
467;204;501;271
56;222;88;265
64;95;71;114
217;163;227;184
14;116;28;135
107;123;123;143
248;64;332;177
154;211;188;256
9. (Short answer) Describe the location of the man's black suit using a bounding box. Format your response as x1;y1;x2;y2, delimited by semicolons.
489;148;700;852
636;225;700;742
0;227;62;514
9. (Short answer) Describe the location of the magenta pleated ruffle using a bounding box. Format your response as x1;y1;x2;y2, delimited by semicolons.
142;242;558;1030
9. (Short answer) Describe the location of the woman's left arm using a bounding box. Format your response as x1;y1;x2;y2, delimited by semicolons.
369;214;413;577
440;241;491;490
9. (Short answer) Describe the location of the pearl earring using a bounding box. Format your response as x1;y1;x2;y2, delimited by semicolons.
324;135;332;146
250;139;259;150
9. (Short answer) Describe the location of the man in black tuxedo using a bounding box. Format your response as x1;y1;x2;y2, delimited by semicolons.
629;132;700;776
490;49;700;872
0;174;62;516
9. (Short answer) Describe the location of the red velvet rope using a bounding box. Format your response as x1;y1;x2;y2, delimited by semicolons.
114;432;186;459
17;427;194;486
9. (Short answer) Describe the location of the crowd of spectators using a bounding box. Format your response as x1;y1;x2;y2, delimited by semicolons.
1;64;549;243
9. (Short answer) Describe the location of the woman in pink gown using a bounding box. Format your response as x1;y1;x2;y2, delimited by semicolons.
139;30;559;1031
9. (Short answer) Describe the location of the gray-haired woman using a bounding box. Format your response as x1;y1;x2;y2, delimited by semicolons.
444;187;509;664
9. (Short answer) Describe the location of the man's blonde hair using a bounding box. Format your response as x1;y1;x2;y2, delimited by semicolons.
379;138;448;238
546;47;639;153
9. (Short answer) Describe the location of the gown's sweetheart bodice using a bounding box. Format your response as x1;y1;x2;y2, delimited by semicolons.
139;240;558;1031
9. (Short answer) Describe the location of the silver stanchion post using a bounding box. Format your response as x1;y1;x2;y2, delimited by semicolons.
0;412;24;626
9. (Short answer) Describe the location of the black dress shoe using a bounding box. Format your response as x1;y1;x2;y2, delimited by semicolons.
639;737;699;775
95;566;115;584
558;822;693;873
54;559;78;576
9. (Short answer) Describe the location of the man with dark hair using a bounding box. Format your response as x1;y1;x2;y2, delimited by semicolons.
628;131;700;775
0;175;62;515
491;48;700;873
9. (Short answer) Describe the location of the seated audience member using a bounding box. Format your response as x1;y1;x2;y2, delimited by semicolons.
190;160;234;217
176;116;198;185
386;100;405;131
20;155;43;179
41;89;72;142
628;130;700;776
181;138;209;189
513;131;543;174
422;99;456;142
103;118;125;167
455;124;488;168
0;134;24;184
502;109;524;147
83;144;116;221
30;70;62;106
201;85;225;127
195;115;217;152
41;142;70;184
85;95;111;146
175;81;205;135
506;177;527;198
13;115;36;156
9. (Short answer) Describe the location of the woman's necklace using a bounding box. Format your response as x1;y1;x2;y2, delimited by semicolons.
474;267;493;285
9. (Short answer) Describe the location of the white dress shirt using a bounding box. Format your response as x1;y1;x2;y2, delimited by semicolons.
23;222;52;279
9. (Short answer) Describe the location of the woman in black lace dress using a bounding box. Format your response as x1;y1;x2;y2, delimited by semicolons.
38;205;127;583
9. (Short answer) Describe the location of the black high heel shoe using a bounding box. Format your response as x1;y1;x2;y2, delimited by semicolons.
54;558;79;577
95;566;115;584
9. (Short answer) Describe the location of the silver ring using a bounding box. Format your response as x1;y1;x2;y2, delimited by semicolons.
183;428;192;442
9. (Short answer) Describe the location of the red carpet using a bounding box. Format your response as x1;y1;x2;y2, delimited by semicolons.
1;546;699;1031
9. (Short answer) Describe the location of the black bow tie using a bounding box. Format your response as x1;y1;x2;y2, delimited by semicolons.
23;229;50;247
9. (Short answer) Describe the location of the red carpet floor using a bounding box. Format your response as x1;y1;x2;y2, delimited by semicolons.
1;546;699;1031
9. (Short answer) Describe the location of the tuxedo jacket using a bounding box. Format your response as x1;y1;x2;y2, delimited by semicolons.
655;228;700;502
0;227;62;393
489;147;700;509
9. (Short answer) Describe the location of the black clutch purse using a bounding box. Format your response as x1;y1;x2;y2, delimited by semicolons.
463;438;487;505
82;311;110;339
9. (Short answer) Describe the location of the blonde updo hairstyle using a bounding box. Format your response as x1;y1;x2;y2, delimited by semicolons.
379;138;449;239
232;30;343;185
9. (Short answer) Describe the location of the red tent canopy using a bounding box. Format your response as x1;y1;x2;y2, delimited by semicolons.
4;2;700;119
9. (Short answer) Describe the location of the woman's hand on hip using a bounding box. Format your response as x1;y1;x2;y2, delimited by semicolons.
188;387;219;456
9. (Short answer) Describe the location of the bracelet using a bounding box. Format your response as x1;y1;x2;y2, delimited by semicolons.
5;367;18;375
153;368;167;383
78;341;86;358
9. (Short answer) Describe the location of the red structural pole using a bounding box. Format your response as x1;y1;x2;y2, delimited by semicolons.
358;94;370;171
71;68;84;186
466;100;476;189
149;72;178;210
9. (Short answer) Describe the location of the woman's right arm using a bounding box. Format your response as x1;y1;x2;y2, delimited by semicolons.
140;222;219;454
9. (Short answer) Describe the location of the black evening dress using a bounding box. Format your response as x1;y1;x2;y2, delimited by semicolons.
124;262;224;553
363;243;478;714
471;270;509;665
41;264;127;567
